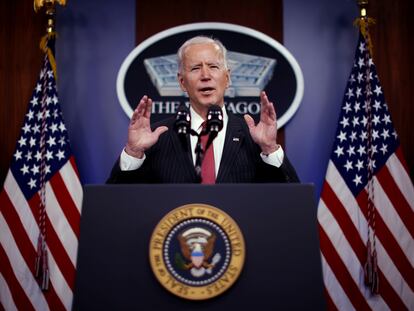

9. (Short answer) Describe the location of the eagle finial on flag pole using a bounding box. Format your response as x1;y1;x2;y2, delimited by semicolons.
355;0;375;56
34;0;67;13
34;0;66;33
33;0;66;81
357;0;368;18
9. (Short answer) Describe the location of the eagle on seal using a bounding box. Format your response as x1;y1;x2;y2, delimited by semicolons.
177;227;216;272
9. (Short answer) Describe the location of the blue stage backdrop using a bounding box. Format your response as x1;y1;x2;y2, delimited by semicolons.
56;0;357;198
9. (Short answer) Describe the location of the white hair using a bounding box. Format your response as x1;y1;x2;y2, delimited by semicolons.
177;36;228;73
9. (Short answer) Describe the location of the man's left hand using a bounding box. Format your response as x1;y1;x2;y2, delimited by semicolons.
244;91;279;154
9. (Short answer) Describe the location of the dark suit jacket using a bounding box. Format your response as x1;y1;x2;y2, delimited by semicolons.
107;112;299;184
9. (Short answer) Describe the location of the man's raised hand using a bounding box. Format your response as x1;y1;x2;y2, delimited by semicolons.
125;95;168;158
244;91;279;155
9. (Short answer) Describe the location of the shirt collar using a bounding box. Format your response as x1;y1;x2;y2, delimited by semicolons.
190;105;228;132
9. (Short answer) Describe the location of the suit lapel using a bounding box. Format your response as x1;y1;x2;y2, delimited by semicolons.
169;127;197;181
216;113;245;182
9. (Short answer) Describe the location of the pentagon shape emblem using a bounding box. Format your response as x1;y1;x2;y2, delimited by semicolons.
149;203;245;300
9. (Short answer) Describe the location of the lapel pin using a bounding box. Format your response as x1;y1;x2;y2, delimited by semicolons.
232;137;240;142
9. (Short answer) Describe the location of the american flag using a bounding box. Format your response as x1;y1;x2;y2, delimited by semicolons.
0;44;83;310
317;33;414;310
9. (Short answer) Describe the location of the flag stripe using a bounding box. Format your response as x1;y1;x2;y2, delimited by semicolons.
44;216;76;291
376;164;414;239
321;163;410;310
324;286;340;311
323;162;368;245
319;225;372;311
49;173;80;238
1;185;67;311
0;273;16;311
373;174;414;264
388;151;414;210
321;254;356;311
45;182;79;265
0;189;38;276
69;156;81;180
0;48;82;310
388;152;414;204
3;172;39;248
0;244;35;311
1;187;72;311
47;248;73;310
319;197;394;310
395;147;409;172
60;158;83;213
0;172;72;304
27;194;76;291
0;214;48;311
321;180;366;261
318;33;414;311
356;192;414;291
374;240;414;310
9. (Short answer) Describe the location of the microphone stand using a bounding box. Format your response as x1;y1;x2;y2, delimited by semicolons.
176;104;223;183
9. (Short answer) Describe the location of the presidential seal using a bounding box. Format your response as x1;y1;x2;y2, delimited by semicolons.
149;203;245;300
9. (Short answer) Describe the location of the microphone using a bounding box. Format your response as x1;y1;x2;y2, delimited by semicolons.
204;105;223;151
206;105;223;135
174;104;191;136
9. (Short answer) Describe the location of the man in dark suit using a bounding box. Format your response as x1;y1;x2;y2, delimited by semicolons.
107;36;299;184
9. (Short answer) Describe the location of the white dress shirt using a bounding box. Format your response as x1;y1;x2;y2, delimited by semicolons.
119;106;285;172
189;106;227;177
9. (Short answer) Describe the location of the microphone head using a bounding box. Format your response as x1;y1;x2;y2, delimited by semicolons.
206;105;223;134
174;104;191;135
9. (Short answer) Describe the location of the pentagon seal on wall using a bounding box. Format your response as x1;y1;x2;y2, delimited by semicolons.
117;22;304;128
149;203;245;300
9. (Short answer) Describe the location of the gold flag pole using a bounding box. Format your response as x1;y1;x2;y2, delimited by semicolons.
358;0;369;18
34;0;66;33
354;0;375;55
32;0;66;291
33;0;66;79
355;0;380;295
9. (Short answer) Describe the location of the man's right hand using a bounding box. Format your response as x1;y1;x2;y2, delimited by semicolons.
124;95;168;159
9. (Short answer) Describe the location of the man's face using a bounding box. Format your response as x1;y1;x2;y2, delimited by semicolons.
178;43;230;118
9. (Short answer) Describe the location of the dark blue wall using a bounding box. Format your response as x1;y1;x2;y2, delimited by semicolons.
284;1;358;196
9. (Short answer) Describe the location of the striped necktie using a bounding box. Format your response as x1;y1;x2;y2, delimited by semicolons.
200;122;215;184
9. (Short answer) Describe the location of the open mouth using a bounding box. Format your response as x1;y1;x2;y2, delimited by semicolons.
199;87;215;94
